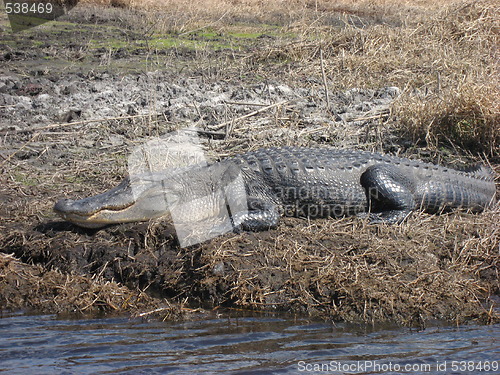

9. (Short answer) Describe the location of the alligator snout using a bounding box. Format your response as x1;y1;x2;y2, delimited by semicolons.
53;176;170;228
53;197;115;228
54;195;119;217
54;198;92;216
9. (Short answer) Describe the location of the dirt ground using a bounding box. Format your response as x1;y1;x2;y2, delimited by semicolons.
0;2;498;327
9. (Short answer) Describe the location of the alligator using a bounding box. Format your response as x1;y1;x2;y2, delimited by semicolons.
54;147;496;232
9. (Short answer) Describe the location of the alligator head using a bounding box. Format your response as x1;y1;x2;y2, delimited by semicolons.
53;175;174;228
53;162;245;229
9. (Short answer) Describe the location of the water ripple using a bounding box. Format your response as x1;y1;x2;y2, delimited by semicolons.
0;312;498;374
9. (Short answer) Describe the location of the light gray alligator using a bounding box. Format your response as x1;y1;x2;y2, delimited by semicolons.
54;147;496;230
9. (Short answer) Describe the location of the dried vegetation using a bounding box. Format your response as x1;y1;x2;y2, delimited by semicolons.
197;211;499;326
78;0;499;156
0;0;498;325
0;253;158;315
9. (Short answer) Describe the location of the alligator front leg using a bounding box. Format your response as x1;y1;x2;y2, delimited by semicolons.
231;197;281;231
359;164;416;224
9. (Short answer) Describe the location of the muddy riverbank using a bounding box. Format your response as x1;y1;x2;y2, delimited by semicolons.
1;2;498;327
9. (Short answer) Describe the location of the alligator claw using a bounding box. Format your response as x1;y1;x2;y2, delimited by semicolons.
357;210;412;224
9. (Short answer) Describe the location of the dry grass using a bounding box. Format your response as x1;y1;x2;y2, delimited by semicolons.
251;1;498;155
81;0;465;13
0;252;157;315
391;1;499;155
198;208;500;326
3;155;496;325
0;251;202;320
73;0;499;156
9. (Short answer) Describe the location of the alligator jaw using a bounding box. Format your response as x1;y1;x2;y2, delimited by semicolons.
53;198;137;228
53;176;154;228
53;173;177;228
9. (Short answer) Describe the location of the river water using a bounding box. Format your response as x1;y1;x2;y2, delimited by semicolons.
0;311;498;374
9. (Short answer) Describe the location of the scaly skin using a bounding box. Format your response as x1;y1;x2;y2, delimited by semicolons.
54;147;496;230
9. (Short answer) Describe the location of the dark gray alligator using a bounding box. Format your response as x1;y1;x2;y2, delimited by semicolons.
54;147;496;231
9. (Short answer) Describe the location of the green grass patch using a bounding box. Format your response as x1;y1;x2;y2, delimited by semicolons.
64;175;88;185
89;38;129;50
149;33;234;51
13;172;39;187
227;31;262;39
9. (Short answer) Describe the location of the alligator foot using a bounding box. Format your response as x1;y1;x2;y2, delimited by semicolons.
360;164;416;223
231;197;280;232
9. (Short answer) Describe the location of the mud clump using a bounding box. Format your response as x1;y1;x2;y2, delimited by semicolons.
0;252;162;316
